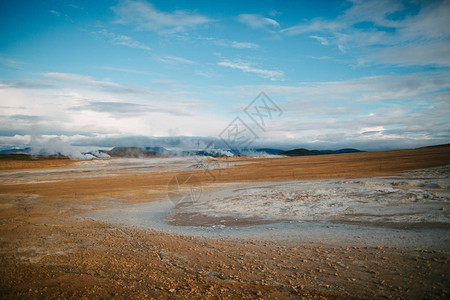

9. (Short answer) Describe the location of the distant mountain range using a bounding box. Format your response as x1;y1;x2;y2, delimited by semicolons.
109;147;286;157
0;146;364;159
0;154;70;161
110;146;167;153
105;147;162;158
0;147;31;155
277;148;364;156
105;147;364;157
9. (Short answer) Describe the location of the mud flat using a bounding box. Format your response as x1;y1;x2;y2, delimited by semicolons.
87;165;450;249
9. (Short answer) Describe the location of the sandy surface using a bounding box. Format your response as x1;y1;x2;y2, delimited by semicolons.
1;145;450;299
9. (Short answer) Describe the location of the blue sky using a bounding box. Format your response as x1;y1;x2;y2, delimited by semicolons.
0;0;449;151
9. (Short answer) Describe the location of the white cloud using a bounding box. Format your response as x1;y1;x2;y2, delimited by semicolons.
369;42;450;67
98;66;155;76
230;41;259;49
358;126;384;134
337;0;403;28
237;14;280;30
309;35;328;45
43;72;122;89
217;60;284;81
112;0;213;33
0;57;24;69
239;72;450;103
156;55;196;65
280;0;450;67
49;10;61;17
212;71;450;149
40;72;208;104
94;29;151;50
1;71;448;150
204;38;260;49
393;0;450;41
0;73;218;140
280;19;342;35
268;9;282;17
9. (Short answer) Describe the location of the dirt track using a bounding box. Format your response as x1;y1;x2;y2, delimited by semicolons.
0;145;449;299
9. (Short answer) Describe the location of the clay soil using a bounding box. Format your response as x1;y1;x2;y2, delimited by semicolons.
1;145;450;299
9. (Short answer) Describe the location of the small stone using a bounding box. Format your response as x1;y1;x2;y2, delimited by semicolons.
169;288;175;293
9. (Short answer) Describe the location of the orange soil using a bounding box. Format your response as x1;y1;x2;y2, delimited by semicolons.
0;145;449;299
1;144;449;198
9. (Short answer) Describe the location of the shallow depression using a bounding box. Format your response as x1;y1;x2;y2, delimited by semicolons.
83;165;450;249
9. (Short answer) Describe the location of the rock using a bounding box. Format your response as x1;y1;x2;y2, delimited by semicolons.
425;183;440;189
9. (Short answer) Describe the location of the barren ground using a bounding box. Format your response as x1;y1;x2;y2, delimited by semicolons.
1;145;450;299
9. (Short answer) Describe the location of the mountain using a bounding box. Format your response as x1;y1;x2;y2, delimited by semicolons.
0;147;31;155
277;148;364;156
185;148;284;157
105;147;162;158
111;146;168;153
144;146;168;153
254;148;284;154
318;148;364;154
0;154;69;160
105;147;363;157
277;148;322;156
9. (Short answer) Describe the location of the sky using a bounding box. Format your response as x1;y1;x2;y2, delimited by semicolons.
0;0;449;152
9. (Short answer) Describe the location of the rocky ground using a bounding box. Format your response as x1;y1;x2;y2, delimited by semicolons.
1;145;450;299
1;217;449;299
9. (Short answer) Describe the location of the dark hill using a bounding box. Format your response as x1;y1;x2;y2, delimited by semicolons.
319;148;364;154
106;147;161;158
277;148;322;156
254;148;284;154
277;148;364;156
0;154;69;160
0;147;31;155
